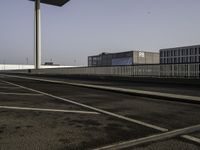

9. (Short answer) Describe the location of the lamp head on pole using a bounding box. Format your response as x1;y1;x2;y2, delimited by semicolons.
29;0;70;7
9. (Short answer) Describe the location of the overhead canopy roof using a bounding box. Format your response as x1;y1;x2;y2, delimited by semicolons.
30;0;70;6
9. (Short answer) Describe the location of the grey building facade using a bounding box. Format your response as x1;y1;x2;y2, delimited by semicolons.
160;45;200;64
88;51;159;67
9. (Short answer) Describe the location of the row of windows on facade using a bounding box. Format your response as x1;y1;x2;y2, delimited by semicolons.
88;61;103;65
88;59;110;65
88;56;132;63
88;57;102;61
88;52;132;61
160;47;200;57
160;56;200;64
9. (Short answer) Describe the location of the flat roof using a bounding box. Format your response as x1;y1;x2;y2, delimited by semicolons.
30;0;70;6
88;50;159;57
160;44;200;51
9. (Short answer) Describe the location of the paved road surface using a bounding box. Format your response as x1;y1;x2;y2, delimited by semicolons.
0;74;200;150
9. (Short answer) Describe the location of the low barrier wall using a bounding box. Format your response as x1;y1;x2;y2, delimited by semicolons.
1;63;200;78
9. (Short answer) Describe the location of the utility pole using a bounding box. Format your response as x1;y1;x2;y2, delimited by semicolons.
35;0;41;69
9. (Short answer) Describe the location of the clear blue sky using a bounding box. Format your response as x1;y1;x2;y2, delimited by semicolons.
0;0;200;66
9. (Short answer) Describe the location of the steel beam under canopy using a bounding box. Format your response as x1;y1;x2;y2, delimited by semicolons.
29;0;70;69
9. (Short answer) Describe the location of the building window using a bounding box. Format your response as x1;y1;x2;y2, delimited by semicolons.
190;48;192;55
181;49;183;56
195;48;197;55
192;48;195;55
185;57;188;63
174;58;177;63
195;56;197;62
178;49;181;56
160;51;163;57
182;49;185;56
186;49;188;55
167;51;169;57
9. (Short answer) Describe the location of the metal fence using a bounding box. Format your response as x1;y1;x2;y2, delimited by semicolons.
27;63;200;78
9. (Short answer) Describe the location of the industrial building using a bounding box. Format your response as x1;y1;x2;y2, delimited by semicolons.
160;45;200;64
88;51;159;67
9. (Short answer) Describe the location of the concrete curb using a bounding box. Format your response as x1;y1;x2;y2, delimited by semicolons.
65;83;200;104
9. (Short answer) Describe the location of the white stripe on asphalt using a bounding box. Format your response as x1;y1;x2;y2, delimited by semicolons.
94;124;200;150
0;79;168;132
182;135;200;144
0;105;99;115
2;74;200;103
0;92;42;96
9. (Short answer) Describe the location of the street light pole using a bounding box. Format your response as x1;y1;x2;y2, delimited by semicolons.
30;0;70;69
35;0;41;69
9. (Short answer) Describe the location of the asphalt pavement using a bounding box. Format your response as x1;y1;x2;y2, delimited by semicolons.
0;74;200;150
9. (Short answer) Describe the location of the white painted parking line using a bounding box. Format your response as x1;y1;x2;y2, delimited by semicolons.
94;124;200;150
0;92;42;96
182;135;200;144
0;79;168;132
2;74;200;103
0;105;99;115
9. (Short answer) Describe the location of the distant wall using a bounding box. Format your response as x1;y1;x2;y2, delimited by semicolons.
1;63;199;79
0;65;34;70
0;64;76;71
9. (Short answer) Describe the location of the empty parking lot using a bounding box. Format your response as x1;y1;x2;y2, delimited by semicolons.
0;74;200;150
